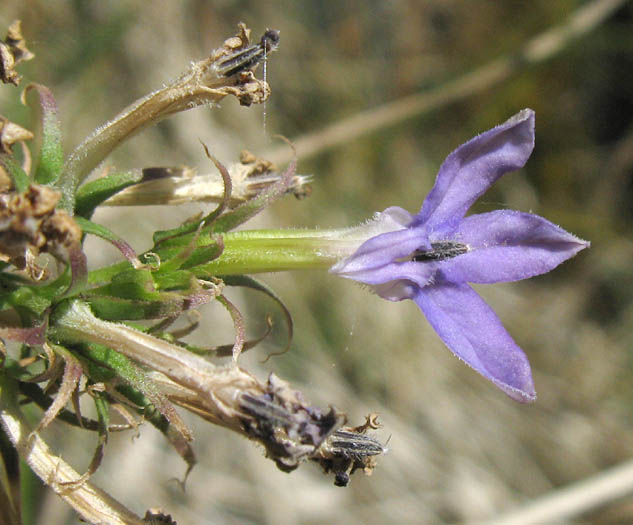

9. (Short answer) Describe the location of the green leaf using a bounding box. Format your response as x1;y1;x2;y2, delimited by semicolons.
75;341;193;442
114;383;197;475
153;269;197;291
86;260;132;286
5;287;52;317
221;274;293;356
86;295;185;321
0;154;29;193
24;85;64;186
91;268;157;300
93;389;110;435
75;170;142;218
177;243;225;270
85;265;216;320
2;269;71;317
74;216;138;263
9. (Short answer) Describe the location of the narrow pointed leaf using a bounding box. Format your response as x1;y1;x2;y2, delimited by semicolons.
74;216;139;263
75;170;143;219
76;342;193;442
117;382;197;476
86;296;184;321
221;275;293;356
0;154;29;193
58;389;109;490
33;349;83;433
24;84;63;186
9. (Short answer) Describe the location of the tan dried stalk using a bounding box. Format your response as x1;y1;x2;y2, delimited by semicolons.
0;381;144;525
60;23;272;207
53;301;384;478
55;301;272;432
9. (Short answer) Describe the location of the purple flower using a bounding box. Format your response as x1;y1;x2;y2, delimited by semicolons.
331;109;589;402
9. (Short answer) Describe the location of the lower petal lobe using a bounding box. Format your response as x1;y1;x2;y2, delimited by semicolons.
413;281;535;402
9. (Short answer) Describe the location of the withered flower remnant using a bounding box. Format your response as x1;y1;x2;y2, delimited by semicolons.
213;28;280;77
0;115;34;155
0;184;81;274
0;20;34;86
102;150;311;207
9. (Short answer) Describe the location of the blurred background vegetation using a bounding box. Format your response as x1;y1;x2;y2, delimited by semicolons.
1;1;633;523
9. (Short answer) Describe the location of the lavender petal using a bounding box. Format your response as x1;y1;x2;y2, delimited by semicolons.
330;226;429;277
437;210;589;284
414;109;535;233
336;260;436;292
413;281;536;402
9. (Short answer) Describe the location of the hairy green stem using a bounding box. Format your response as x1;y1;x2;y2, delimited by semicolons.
194;228;363;275
88;226;371;285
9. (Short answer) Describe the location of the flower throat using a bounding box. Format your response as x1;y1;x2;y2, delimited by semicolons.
411;241;469;262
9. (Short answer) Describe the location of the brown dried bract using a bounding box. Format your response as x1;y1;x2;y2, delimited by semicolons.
239;149;258;164
240;149;275;172
238;149;312;203
211;22;252;62
0;115;33;154
351;412;382;433
0;20;34;86
0;185;81;274
221;74;271;106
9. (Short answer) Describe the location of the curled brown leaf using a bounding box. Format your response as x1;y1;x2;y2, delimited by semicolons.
0;20;34;86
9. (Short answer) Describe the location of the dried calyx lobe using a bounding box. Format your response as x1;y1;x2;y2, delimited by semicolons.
411;241;468;262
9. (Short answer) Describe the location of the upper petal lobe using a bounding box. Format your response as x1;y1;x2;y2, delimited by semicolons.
414;109;535;232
